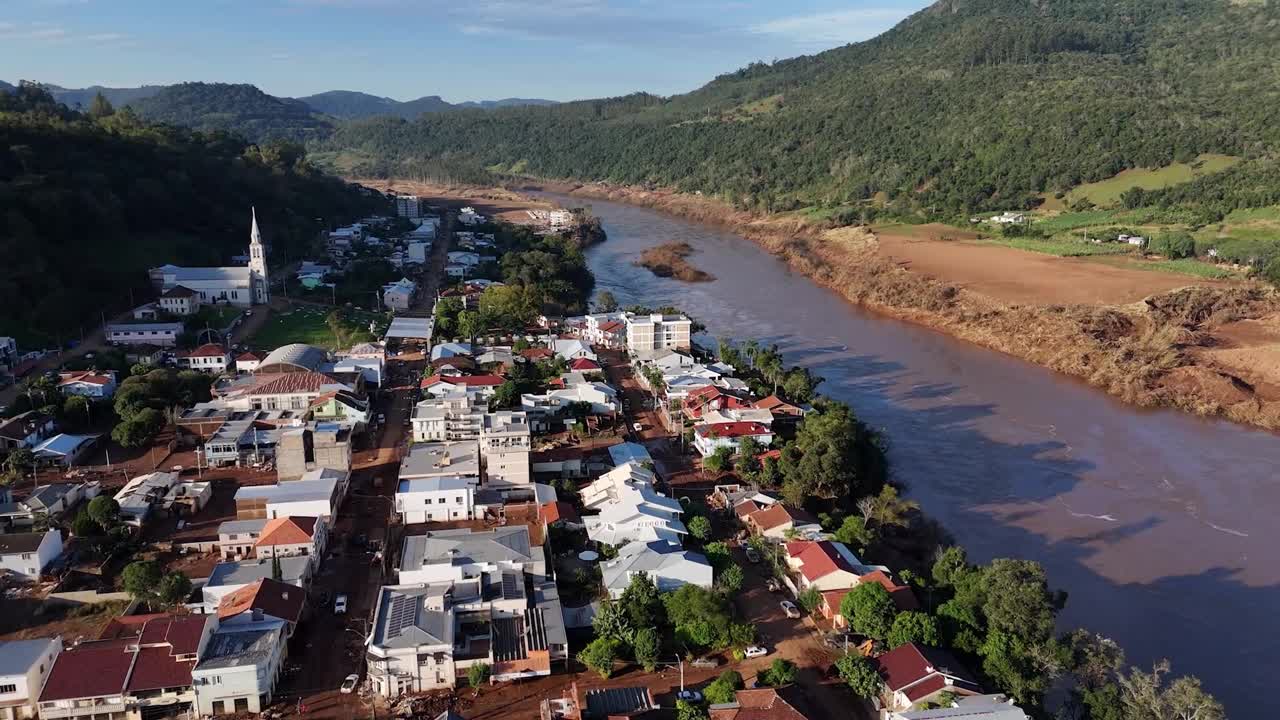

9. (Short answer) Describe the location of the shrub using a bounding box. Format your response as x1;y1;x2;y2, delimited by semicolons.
467;663;491;687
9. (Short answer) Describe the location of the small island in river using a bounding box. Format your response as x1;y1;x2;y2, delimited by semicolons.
635;241;715;282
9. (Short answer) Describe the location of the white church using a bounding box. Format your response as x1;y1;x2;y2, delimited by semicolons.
149;209;271;308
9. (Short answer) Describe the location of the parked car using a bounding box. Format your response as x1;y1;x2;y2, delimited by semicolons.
780;600;801;619
744;645;768;658
334;594;348;615
691;656;720;669
676;690;703;703
340;674;360;694
745;548;761;563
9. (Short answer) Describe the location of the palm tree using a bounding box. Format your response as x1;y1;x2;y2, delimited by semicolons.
742;339;760;370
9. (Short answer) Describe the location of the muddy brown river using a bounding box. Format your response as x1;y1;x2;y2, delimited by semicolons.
542;192;1278;717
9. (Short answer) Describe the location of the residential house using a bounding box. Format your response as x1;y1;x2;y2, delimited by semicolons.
0;530;63;581
400;442;482;485
521;381;618;420
157;285;201;316
201;556;312;609
742;503;821;541
191;623;286;716
601;540;712;599
234;351;264;373
700;407;775;427
623;312;692;353
682;386;752;421
551;340;596;363
693;422;774;458
412;394;487;442
447;251;481;268
888;694;1028;719
179;344;232;373
397;526;543;586
233;468;348;520
607;442;652;468
430;343;473;361
396;477;477;524
254;516;327;569
708;688;809;720
57;371;117;399
30;435;98;467
874;644;984;713
38;615;214;720
989;212;1025;225
431;356;477;376
821;569;919;630
19;482;99;519
217;519;268;561
420;375;504;399
0;412;57;451
784;540;867;592
581;464;686;547
216;578;306;638
0;637;61;720
383;278;417;311
104;322;185;347
480;412;532;489
113;471;211;526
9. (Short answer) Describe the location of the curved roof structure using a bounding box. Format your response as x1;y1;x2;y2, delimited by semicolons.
257;343;328;374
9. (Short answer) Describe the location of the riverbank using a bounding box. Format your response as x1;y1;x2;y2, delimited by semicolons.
534;180;1280;431
635;242;715;282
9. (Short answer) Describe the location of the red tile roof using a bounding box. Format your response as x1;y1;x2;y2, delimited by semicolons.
708;689;809;720
734;498;764;519
42;615;210;701
162;285;196;298
598;320;625;333
520;348;555;360
747;503;814;532
255;516;318;547
127;645;196;693
421;374;504;389
186;343;229;358
790;541;856;582
248;371;341;396
217;578;306;624
40;638;134;701
58;371;113;386
541;500;581;525
858;570;920;611
695;422;771;439
570;357;601;371
236;351;264;361
874;643;980;699
754;395;804;415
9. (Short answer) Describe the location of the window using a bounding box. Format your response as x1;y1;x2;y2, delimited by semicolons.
21;553;32;560
437;498;446;504
455;497;463;504
0;684;16;693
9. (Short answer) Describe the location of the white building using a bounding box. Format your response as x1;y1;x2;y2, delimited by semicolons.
149;209;270;307
481;412;531;489
396;477;477;524
602;540;713;599
0;530;63;581
180;344;232;373
447;251;481;267
105;322;184;347
397;526;542;586
521;382;618;419
692;422;774;457
412;393;487;442
233;468;348;520
0;637;61;720
551;339;596;362
192;623;287;717
158;285;200;316
57;371;117;399
395;195;422;219
624;313;692;353
580;464;686;547
399;443;481;484
383;278;417;311
201;556;312;609
114;471;211;526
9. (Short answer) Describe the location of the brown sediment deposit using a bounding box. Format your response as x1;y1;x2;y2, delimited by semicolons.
635;241;715;282
532;180;1280;430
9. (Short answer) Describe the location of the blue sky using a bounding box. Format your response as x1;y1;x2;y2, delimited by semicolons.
0;0;931;102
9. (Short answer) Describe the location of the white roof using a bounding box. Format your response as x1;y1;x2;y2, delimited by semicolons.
385;317;434;340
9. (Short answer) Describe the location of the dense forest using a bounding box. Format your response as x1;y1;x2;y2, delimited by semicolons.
0;82;388;345
128;83;332;143
295;91;556;120
312;0;1280;215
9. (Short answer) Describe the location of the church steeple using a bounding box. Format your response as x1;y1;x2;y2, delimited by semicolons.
248;206;270;305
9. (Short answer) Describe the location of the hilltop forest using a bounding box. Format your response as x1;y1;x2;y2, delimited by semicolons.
0;83;388;345
313;0;1280;218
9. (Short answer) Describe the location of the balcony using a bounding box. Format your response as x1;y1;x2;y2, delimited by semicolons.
39;700;128;719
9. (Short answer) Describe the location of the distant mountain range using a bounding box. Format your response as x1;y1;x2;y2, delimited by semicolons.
294;90;555;119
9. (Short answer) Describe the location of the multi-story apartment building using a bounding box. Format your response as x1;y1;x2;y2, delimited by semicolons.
623;313;692;353
411;394;488;442
480;412;531;489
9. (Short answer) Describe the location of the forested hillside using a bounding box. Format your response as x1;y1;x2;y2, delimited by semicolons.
296;90;452;120
129;82;331;143
44;84;165;110
0;83;388;344
313;0;1280;215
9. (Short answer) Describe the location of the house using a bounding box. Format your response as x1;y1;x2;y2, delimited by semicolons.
383;278;417;311
569;357;602;372
234;351;264;373
784;540;865;591
601;540;713;599
113;471;211;526
191;623;286;716
104;322;185;347
30;434;98;467
201;556;312;609
38;614;214;720
17;482;99;519
432;355;477;376
216;578;306;637
521;382;618;419
430;342;473;361
742;503;821;540
581;464;686;547
0;530;63;581
399;443;481;484
254;516;327;568
148;210;270;306
708;688;809;720
875;644;983;712
217;518;268;561
623;312;692;353
682;386;751;420
158;285;200;316
989;212;1025;225
447;251;481;267
753;395;807;426
701;407;775;427
888;694;1028;719
820;569;919;629
397;526;543;586
552;339;596;362
179;344;231;373
57;371;117;399
233;468;348;520
0;638;61;720
693;422;774;458
420;375;504;399
412;394;487;442
0;412;57;451
396;477;477;523
581;685;656;720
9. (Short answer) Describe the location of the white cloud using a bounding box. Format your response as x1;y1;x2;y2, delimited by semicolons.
0;23;68;41
85;32;126;42
750;8;911;46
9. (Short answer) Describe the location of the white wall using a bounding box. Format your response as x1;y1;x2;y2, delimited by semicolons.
0;530;62;580
0;639;60;720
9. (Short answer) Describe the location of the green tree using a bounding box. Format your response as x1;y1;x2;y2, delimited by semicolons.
702;446;733;474
71;508;103;537
840;582;896;641
796;587;821;614
760;659;797;687
835;654;882;699
620;572;665;628
88;92;116;119
121;560;164;603
578;637;621;678
887;611;940;648
834;516;875;551
982;559;1060;645
857;485;919;530
592;600;636;646
157;572;193;607
467;663;492;687
664;584;735;650
87;496;120;529
632;627;661;672
3;448;34;479
704;670;743;705
1117;661;1224;720
688;515;712;541
63;395;91;427
676;700;707;720
595;290;619;312
716;564;744;594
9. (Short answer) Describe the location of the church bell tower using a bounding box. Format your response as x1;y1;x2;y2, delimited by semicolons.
249;207;270;304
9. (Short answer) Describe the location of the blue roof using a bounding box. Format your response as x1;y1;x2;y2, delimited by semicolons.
608;442;652;466
33;433;97;457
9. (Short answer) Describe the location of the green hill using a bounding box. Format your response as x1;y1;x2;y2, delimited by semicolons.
0;83;388;344
130;82;332;143
312;0;1280;216
296;90;555;119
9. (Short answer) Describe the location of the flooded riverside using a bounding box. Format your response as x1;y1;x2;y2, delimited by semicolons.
543;192;1280;718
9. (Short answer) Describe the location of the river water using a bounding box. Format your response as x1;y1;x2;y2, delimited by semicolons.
542;192;1279;717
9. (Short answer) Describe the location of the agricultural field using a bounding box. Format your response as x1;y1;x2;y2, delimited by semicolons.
246;304;387;350
1058;154;1240;208
981;236;1134;257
